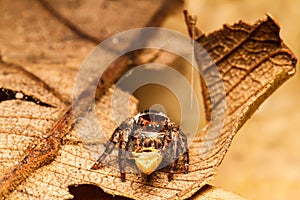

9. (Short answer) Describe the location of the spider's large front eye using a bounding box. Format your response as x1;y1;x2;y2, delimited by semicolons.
147;124;153;131
155;124;161;132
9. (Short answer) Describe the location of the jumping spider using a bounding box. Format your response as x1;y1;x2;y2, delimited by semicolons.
91;110;189;182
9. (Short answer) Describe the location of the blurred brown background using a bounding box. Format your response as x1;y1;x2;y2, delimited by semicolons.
137;0;300;199
2;0;298;199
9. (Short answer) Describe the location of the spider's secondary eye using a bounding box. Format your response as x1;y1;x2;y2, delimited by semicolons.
155;124;161;131
147;124;153;131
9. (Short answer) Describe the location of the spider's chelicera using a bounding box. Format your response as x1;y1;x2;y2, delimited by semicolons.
91;110;189;182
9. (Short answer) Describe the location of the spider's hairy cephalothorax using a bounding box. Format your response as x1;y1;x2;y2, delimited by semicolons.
91;110;189;182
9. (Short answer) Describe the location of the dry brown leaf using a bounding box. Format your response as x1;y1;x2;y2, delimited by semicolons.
190;185;246;200
183;11;297;199
0;0;182;199
0;1;297;200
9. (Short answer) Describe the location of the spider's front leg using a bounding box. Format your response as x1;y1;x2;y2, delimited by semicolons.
178;129;189;174
91;127;122;170
118;127;131;182
167;126;189;181
91;118;134;182
168;126;179;181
